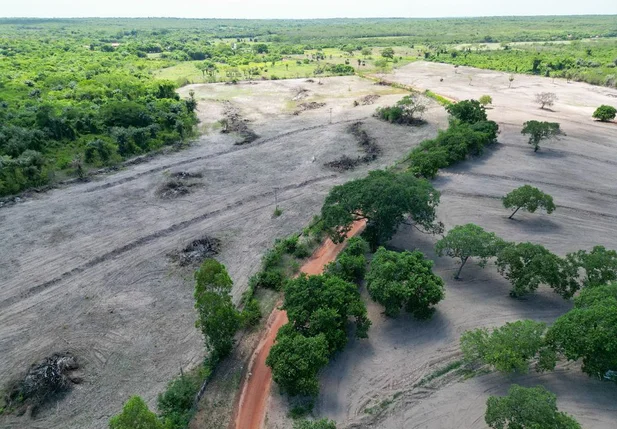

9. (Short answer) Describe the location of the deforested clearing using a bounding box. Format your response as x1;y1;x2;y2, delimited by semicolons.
2;66;617;429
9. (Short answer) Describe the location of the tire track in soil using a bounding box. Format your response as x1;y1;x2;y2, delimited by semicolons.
439;189;617;220
439;171;617;199
495;141;617;167
85;118;368;193
0;174;336;311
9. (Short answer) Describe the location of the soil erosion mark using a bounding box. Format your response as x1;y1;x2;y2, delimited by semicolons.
0;175;336;311
234;220;366;429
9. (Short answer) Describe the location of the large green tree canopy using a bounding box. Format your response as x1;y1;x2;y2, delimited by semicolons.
321;170;441;248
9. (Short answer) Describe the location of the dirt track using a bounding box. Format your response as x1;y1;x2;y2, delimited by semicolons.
234;221;366;429
264;63;617;428
0;77;432;428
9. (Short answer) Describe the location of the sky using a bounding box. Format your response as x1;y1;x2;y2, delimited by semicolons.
2;0;617;19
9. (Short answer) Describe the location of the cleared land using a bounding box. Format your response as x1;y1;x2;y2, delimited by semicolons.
0;77;437;429
265;63;617;428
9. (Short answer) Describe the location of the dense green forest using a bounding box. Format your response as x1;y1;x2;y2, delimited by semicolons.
1;16;616;196
427;40;617;86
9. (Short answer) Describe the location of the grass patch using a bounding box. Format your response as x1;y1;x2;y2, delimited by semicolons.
415;360;464;387
424;89;454;106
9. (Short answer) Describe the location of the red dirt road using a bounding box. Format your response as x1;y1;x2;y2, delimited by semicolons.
234;221;366;429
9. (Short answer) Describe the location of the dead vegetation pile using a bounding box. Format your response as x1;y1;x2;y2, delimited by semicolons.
157;176;201;199
354;94;381;106
220;102;259;145
3;353;80;416
293;102;327;115
292;87;310;101
324;122;381;171
168;235;221;266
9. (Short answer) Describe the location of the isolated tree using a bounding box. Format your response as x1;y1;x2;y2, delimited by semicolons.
521;120;561;152
109;396;164;429
381;47;395;59
543;283;617;380
361;47;372;57
283;273;370;352
485;385;581;429
294;419;337;429
366;248;445;318
461;320;546;373
508;74;514;88
446;99;487;124
592;105;616;122
321;170;441;249
502;185;556;219
435;224;505;279
194;259;240;360
479;95;493;107
496;242;578;298
266;326;329;396
535;92;558;109
376;95;427;124
566;246;617;287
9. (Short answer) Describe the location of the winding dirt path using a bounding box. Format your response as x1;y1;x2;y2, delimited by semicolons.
234;220;366;429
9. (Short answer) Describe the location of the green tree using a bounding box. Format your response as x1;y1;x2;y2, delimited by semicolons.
283;273;370;352
321;170;441;250
592;105;617;122
361;47;372;57
109;396;164;429
566;246;617;287
502;185;556;219
485;385;581;429
366;247;445;318
324;237;369;283
381;47;395;59
496;242;578;298
521;120;561;152
461;320;546;373
543;283;617;380
479;95;493;106
193;259;240;360
435;224;505;279
266;326;329;396
446;99;487;124
294;419;337;429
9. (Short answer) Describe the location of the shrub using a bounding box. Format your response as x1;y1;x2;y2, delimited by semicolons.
592;105;616;122
479;95;493;106
446;99;487;124
158;372;202;429
110;396;165;429
241;298;262;328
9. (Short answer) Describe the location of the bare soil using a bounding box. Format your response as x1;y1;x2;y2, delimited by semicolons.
265;63;617;429
0;77;427;429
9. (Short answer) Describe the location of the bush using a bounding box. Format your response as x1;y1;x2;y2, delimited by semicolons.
446;99;487;124
255;269;285;290
592;105;616;121
479;95;493;106
241;298;262;328
324;237;369;283
110;396;165;429
158;372;202;429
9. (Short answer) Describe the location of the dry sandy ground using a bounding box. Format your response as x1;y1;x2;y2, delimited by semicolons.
0;77;442;428
265;63;617;428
